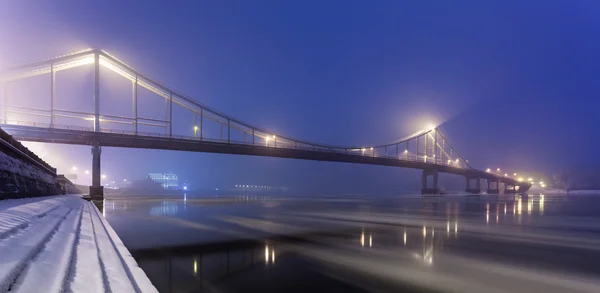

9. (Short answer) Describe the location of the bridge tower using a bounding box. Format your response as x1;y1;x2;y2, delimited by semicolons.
421;169;440;194
89;52;104;201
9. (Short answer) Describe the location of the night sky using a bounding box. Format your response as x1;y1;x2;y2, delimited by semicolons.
1;1;599;193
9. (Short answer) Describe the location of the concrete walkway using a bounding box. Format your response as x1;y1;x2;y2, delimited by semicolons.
0;195;157;293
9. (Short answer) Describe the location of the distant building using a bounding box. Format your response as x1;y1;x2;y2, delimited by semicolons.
148;173;179;189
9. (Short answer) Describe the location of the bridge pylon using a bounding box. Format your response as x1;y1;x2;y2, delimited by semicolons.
504;183;517;194
487;180;500;194
465;176;481;194
90;145;103;200
421;169;441;195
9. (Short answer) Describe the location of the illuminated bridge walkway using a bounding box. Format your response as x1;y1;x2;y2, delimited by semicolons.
0;49;530;198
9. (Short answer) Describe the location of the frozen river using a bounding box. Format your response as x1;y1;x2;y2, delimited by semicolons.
104;192;600;293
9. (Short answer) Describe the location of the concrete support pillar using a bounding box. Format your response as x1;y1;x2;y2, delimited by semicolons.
90;145;103;200
466;177;481;194
487;180;500;194
504;183;517;194
421;170;440;195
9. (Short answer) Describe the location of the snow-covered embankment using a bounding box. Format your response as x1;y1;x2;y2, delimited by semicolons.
0;195;157;293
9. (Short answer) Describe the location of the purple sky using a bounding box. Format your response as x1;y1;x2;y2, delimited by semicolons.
1;1;599;192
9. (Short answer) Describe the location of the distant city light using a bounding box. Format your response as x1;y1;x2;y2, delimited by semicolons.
527;178;533;181
183;186;188;191
504;174;508;177
486;168;491;172
101;174;107;179
513;173;517;176
370;147;373;150
84;170;90;175
497;168;500;172
72;166;77;171
518;178;523;182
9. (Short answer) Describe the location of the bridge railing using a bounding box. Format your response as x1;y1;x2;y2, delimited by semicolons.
1;120;467;169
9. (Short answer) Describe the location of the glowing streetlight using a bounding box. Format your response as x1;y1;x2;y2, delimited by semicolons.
425;123;436;132
101;174;107;180
72;166;77;171
486;168;491;172
504;174;508;177
527;178;533;182
496;168;500;172
518;177;523;182
193;125;198;138
513;173;517;176
84;170;90;175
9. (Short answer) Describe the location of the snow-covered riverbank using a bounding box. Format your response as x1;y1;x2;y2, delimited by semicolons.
0;195;157;293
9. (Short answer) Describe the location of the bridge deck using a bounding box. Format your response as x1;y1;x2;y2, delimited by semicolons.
0;124;523;186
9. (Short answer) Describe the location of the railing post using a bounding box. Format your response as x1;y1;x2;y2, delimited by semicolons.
1;82;7;124
416;137;419;162
424;133;428;163
227;119;231;143
193;112;197;139
169;93;173;137
434;128;438;164
50;63;55;127
252;129;255;145
94;52;100;132
133;76;138;134
200;108;203;140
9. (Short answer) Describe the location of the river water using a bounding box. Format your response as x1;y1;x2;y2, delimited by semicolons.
104;193;600;293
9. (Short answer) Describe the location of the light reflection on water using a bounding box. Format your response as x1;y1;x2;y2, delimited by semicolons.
103;193;600;293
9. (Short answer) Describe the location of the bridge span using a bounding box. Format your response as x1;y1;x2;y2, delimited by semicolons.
0;49;530;197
